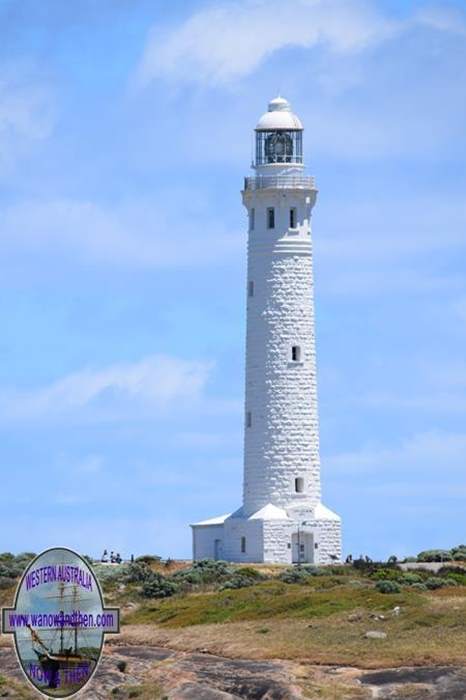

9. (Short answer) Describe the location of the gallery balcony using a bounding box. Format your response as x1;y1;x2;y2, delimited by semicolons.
243;175;316;191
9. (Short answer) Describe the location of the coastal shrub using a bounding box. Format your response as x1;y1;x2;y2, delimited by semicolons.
221;574;256;590
376;580;401;594
94;566;129;589
172;560;234;587
0;577;17;590
399;573;424;585
425;577;456;590
123;562;155;584
417;550;452;562
411;582;428;591
141;572;178;599
236;566;266;580
0;553;36;580
0;561;26;579
438;566;466;585
279;567;314;584
326;566;351;576
303;565;327;576
370;568;402;582
0;553;15;562
220;567;266;590
135;554;162;565
451;545;466;561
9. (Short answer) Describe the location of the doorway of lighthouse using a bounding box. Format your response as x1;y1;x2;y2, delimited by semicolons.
292;531;314;564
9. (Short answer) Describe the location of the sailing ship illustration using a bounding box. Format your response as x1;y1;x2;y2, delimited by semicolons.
25;581;99;691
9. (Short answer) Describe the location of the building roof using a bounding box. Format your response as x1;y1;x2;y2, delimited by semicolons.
190;513;230;527
313;503;341;521
248;503;291;520
256;96;303;131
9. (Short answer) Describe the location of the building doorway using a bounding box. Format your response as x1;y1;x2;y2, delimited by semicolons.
291;531;314;564
214;539;224;561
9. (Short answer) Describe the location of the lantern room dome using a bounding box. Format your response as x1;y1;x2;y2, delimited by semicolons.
256;96;303;131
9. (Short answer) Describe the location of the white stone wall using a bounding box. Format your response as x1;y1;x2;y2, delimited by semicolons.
262;519;293;564
192;525;225;561
192;511;341;565
312;518;342;565
223;517;264;563
241;186;322;516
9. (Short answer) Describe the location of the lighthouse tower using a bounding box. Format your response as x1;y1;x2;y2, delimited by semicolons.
191;97;342;565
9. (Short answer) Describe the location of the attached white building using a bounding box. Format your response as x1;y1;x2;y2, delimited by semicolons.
191;97;342;565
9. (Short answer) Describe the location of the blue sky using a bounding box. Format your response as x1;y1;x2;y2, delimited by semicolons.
1;0;465;561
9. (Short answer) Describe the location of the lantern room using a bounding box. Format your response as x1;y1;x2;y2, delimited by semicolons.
255;96;303;167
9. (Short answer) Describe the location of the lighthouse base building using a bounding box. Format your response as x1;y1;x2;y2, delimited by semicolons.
191;96;341;565
192;504;341;566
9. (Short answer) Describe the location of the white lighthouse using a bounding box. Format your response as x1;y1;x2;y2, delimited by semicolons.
191;97;342;565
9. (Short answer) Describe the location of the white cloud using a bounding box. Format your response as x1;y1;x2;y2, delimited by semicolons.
138;0;398;87
0;64;55;166
416;4;466;36
0;354;213;422
326;430;466;476
0;195;242;268
137;0;466;88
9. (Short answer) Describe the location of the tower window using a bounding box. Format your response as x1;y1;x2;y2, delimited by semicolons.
246;411;252;428
241;536;246;553
289;208;297;229
250;207;255;231
291;345;301;362
248;280;254;297
267;207;275;229
295;477;304;493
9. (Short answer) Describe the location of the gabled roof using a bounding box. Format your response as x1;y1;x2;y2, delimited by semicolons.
313;503;341;521
248;503;290;520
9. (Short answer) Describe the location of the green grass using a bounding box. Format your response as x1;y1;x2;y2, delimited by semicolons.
124;578;425;628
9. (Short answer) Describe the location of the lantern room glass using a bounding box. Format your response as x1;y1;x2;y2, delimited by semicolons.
255;130;303;165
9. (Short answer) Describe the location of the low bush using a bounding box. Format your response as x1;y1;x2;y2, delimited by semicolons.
141;573;178;599
417;550;453;563
172;560;234;588
0;577;17;590
376;580;401;594
451;545;466;561
425;577;456;590
279;567;313;584
0;553;36;580
399;573;424;585
221;574;256;590
370;568;402;582
411;582;428;591
124;562;155;584
437;566;466;586
135;554;162;565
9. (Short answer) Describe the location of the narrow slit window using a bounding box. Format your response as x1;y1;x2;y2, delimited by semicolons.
289;208;297;229
295;477;304;493
291;345;301;362
246;411;252;428
250;207;255;231
241;536;246;553
267;207;275;229
248;280;254;297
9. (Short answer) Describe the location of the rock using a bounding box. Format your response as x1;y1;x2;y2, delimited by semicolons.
348;612;363;622
365;631;387;640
